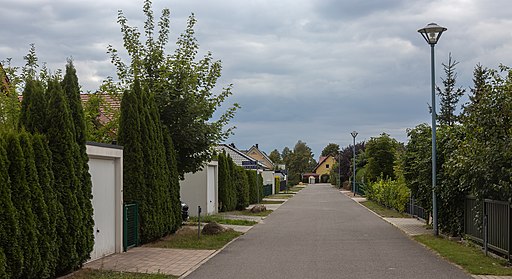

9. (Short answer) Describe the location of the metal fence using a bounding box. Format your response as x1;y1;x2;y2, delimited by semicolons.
405;197;428;221
354;182;365;196
123;203;139;251
465;197;512;259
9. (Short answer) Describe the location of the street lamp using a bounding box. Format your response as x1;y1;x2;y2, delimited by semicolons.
351;131;358;195
338;149;341;189
418;22;447;236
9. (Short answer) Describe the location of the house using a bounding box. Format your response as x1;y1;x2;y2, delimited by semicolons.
180;161;218;217
243;144;275;170
313;156;336;183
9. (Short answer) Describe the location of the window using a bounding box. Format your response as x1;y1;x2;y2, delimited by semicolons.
326;164;329;169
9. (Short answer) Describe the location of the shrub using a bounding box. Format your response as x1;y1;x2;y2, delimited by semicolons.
366;177;410;212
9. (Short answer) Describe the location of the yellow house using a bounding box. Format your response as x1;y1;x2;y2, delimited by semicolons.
313;156;336;183
244;144;274;170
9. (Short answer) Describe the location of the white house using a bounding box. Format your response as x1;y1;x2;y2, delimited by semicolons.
180;161;219;217
86;142;123;262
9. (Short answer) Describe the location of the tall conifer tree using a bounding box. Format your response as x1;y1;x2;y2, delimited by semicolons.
19;79;47;133
46;79;81;273
19;132;52;278
61;60;94;263
32;134;60;277
0;137;22;279
6;132;41;279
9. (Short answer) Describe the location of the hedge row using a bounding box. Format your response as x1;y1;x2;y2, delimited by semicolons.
366;177;410;213
218;152;263;212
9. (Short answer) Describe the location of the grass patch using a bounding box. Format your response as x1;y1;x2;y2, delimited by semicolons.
227;209;273;217
360;200;411;218
188;215;257;226
264;195;290;199
414;235;512;275
66;269;176;279
260;200;284;204
145;226;242;250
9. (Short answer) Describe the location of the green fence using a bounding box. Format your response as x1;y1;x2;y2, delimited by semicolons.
263;184;273;197
355;182;366;196
123;203;139;251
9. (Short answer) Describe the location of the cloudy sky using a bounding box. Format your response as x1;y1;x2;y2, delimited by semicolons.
2;0;512;158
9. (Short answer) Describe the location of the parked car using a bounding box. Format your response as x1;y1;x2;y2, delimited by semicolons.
181;201;189;222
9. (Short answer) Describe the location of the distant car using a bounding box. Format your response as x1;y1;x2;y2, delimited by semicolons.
181;201;189;222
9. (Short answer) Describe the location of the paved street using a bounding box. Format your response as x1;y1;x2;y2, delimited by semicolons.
185;183;471;279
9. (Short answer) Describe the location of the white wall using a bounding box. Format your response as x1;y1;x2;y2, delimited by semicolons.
180;161;218;217
261;170;276;195
86;143;123;262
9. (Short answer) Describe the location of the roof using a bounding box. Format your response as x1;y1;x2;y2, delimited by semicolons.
245;144;275;169
312;156;333;173
216;144;268;170
80;93;121;125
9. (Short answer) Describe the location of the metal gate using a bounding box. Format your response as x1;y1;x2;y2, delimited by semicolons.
123;203;139;251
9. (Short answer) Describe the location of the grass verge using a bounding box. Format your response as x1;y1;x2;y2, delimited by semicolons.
188;215;257;226
260;200;284;204
359;200;410;218
145;226;242;250
66;269;177;279
414;235;512;275
227;209;273;217
265;194;294;199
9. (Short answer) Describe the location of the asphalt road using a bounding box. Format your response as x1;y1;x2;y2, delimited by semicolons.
185;183;471;279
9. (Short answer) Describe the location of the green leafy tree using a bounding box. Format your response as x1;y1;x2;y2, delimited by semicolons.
0;137;22;279
287;140;316;185
46;79;81;274
61;60;95;264
321;143;339;157
436;53;466;126
6;132;41;279
364;133;399;182
268;149;282;166
106;0;239;177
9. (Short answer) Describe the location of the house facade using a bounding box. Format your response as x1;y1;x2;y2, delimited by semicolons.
313;156;336;183
243;144;274;170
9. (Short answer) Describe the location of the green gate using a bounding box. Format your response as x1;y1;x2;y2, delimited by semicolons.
263;184;273;197
123;203;139;251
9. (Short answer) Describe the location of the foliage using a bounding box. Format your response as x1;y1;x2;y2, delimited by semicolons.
234;166;250;210
5;132;42;279
337;142;365;183
46;79;82;273
83;93;120;143
246;170;259;204
0;137;22;279
67;269;177;279
274;176;281;193
364;133;399;182
285;140;316;185
118;79;181;243
145;227;242;250
19;79;47;133
329;161;340;187
436;53;466;127
360;200;410;218
107;0;239;177
268;149;282;166
0;62;21;130
365;177;410;213
321;143;339;157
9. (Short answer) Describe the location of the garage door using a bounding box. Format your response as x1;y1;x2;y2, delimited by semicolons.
89;158;116;261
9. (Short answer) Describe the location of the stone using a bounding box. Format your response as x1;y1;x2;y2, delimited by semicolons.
202;222;226;235
249;204;266;213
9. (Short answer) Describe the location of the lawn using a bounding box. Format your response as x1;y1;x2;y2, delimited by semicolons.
65;269;176;279
227;209;273;217
144;226;242;250
359;200;411;218
260;200;284;204
188;215;257;226
414;235;512;275
265;194;294;199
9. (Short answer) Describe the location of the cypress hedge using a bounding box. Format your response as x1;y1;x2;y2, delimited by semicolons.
163;127;181;232
62;61;95;263
19;79;47;133
234;165;250;210
6;132;41;279
19;132;52;278
32;134;60;277
246;170;259;204
46;79;81;273
0;137;22;279
0;248;6;279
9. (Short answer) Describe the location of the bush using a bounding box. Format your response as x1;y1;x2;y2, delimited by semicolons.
366;177;410;212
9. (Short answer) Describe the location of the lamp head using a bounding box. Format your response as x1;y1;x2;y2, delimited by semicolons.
418;23;447;45
351;131;358;138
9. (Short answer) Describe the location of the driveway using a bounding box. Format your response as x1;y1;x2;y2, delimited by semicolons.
184;183;471;279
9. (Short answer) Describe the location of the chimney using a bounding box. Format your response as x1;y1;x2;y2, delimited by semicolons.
255;144;259;149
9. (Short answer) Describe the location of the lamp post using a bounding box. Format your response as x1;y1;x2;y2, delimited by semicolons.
338;149;341;188
351;131;358;195
418;23;447;236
